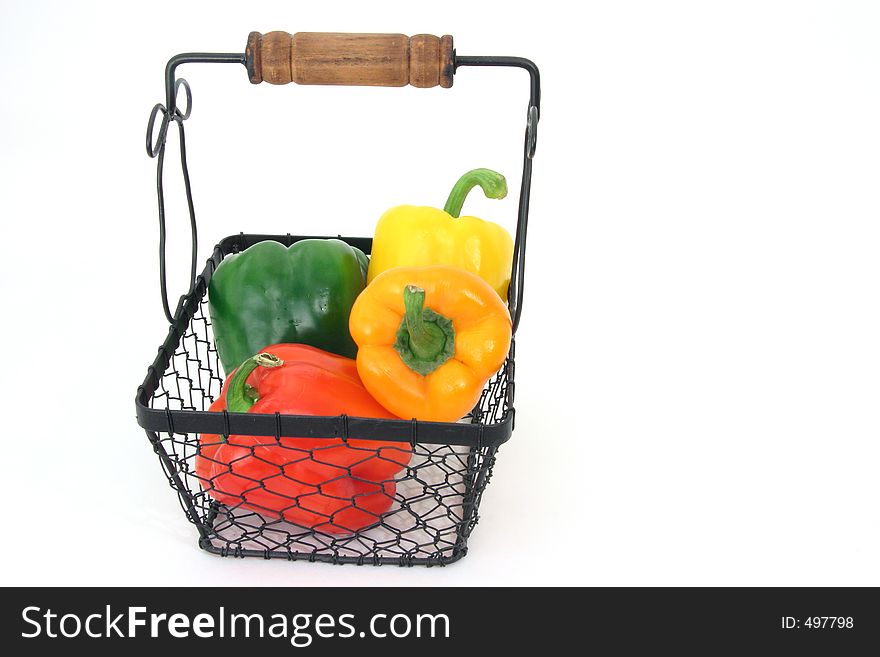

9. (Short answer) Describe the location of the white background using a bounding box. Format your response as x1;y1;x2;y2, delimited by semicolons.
1;0;879;586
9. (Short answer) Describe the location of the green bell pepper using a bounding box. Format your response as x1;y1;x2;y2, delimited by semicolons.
208;239;368;374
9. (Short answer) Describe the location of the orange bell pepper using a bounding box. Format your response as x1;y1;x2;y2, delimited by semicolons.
349;265;512;422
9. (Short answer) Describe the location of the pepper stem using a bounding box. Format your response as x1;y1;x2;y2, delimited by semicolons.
442;168;508;218
226;352;283;413
393;285;456;376
244;384;259;405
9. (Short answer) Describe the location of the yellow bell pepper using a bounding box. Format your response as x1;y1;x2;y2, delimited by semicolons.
349;265;512;422
366;168;515;299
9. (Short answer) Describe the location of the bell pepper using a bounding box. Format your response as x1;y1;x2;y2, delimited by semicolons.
196;344;411;534
208;239;368;374
349;265;512;422
367;168;515;299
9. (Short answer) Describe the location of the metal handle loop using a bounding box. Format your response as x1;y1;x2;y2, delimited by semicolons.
146;103;169;158
148;79;199;324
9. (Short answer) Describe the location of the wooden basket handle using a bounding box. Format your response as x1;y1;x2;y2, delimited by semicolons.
246;32;454;88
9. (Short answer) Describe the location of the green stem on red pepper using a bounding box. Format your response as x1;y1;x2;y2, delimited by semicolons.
226;352;284;413
442;168;508;218
243;384;259;405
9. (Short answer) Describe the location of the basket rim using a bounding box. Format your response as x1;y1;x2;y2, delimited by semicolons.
197;537;468;566
135;233;515;449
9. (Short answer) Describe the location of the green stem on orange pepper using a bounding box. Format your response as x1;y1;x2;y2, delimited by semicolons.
393;285;455;376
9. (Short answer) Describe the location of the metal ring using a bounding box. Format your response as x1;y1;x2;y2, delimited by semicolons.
173;78;192;121
146;103;170;158
526;105;538;159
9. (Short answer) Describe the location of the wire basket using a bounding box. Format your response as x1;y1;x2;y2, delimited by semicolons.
135;32;539;566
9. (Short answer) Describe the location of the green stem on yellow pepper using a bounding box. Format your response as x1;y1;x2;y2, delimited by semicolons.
442;168;508;218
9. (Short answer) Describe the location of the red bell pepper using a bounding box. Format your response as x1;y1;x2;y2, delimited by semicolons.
196;344;411;534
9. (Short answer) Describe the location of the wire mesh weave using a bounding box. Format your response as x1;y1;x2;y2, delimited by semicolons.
145;290;513;566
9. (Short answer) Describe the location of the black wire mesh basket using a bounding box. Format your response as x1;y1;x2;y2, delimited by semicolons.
135;31;539;566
